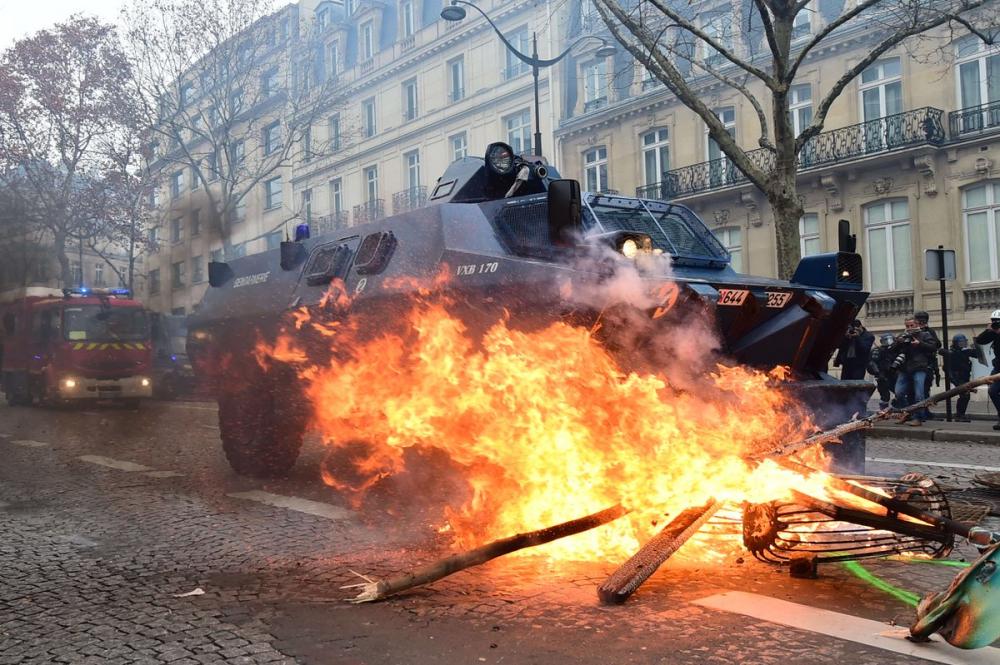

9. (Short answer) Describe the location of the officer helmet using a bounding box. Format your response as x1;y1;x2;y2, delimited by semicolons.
880;333;895;345
991;309;1000;320
914;310;930;324
953;334;968;347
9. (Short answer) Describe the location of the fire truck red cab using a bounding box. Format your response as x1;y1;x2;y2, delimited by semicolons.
0;287;153;405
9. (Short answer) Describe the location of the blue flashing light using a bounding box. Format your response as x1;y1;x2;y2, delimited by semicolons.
80;287;89;294
170;354;178;362
294;223;311;242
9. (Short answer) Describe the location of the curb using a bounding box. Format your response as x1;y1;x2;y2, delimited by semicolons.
869;425;1000;445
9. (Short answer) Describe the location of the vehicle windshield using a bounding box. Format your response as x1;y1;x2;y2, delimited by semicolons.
63;305;149;342
583;196;730;264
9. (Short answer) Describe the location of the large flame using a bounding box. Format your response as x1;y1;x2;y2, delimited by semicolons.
258;277;858;561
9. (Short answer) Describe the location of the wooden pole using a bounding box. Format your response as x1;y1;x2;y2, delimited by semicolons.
344;504;628;603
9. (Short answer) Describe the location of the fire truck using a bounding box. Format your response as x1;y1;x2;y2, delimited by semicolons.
0;287;153;406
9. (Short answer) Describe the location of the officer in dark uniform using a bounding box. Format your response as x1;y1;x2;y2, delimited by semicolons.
914;311;942;414
974;310;1000;430
868;333;898;410
940;334;977;421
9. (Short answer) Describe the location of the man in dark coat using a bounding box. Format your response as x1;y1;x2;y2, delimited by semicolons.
940;334;978;421
974;310;1000;430
834;319;875;380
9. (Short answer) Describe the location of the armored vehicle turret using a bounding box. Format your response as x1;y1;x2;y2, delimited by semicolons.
187;142;872;478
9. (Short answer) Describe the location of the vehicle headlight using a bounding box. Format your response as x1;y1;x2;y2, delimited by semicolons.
63;378;77;389
140;378;151;387
485;142;515;176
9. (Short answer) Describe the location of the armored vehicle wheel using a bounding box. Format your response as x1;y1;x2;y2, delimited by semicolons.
218;383;306;478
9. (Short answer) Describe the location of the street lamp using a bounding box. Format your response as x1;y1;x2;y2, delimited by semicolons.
441;0;616;157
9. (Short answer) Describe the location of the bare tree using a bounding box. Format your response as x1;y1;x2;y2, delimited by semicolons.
0;16;143;287
594;0;998;278
122;0;345;257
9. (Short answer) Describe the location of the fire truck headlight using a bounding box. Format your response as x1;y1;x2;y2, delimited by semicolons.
618;234;653;259
140;378;151;387
63;378;77;389
621;238;639;259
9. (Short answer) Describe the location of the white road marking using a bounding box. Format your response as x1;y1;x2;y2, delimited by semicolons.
167;402;217;412
693;591;1000;665
78;455;154;472
144;470;184;478
866;457;1000;472
12;439;48;448
227;490;352;521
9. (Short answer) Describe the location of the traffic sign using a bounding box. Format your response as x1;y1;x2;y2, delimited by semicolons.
924;248;956;281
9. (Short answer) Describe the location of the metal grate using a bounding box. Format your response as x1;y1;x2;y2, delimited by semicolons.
495;201;551;257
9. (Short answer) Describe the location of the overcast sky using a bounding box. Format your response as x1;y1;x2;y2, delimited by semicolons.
1;0;123;50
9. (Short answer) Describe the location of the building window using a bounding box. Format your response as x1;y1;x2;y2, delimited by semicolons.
301;188;313;225
714;226;743;272
799;213;821;257
328;114;341;150
207;152;219;182
963;182;1000;283
191;255;205;283
860;58;903;151
148;226;161;247
404;150;421;190
583;60;608;111
791;1;814;40
402;78;418;121
329;40;340;77
170;216;184;243
504;28;530;79
363;97;377;138
231;242;246;258
954;35;1000;134
266;230;283;250
171;261;185;290
639;63;662;91
233;140;246;164
364;165;379;202
361;21;374;60
170;171;184;198
265;177;283;209
230;88;244;113
210;248;223;263
583;146;608;192
504;109;531;154
401;0;415;37
263;121;281;155
864;199;912;293
149;268;160;295
706;106;736;185
261;67;279;96
234;198;247;222
71;261;82;285
790;84;813;135
448;57;464;102
302;125;313;162
699;11;734;66
317;6;330;29
641;128;670;185
450;132;468;161
189;164;200;190
94;263;105;287
190;209;201;237
329;178;343;213
180;83;194;108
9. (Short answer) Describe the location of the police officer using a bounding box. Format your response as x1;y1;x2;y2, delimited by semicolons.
940;334;977;421
974;310;1000;430
868;333;898;410
914;310;942;396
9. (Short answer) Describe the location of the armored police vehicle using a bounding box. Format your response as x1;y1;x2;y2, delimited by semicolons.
187;142;871;478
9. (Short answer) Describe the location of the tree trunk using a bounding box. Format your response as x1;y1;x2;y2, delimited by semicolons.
768;181;803;281
53;231;72;288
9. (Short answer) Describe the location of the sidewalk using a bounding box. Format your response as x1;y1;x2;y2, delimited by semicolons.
865;396;1000;443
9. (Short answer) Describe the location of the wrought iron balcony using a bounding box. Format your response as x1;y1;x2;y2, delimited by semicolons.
503;63;529;81
661;107;945;199
635;176;680;201
311;211;349;236
392;186;427;214
353;199;384;225
949;100;1000;138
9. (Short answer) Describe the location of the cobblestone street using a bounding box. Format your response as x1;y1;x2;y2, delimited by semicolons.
1;400;998;664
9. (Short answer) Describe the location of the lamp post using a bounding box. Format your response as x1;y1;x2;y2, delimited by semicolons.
441;0;616;157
